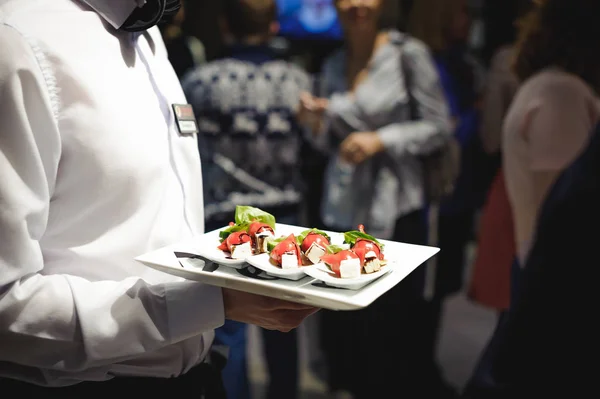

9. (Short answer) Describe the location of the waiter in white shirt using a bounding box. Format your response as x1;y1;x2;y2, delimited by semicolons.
0;0;317;396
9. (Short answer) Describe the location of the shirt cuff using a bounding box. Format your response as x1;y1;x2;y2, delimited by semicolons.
377;124;403;152
164;281;225;344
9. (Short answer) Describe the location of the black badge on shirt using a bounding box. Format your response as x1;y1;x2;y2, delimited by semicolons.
172;104;199;135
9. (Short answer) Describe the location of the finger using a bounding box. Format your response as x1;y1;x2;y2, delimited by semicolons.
263;297;317;311
341;142;363;164
340;140;355;155
350;149;365;164
356;152;367;164
303;307;321;318
299;93;313;108
299;91;312;102
278;307;321;321
340;150;354;163
304;94;320;111
274;308;321;330
259;308;321;332
339;145;349;157
316;98;328;112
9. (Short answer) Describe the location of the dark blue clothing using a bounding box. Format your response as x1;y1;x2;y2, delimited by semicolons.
464;124;600;398
181;44;310;223
211;320;250;399
432;52;489;298
434;52;495;215
226;44;280;65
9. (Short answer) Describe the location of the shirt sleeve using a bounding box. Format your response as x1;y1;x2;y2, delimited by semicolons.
376;40;453;158
0;24;224;373
526;79;596;171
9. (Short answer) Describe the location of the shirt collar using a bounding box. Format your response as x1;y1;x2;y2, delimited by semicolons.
81;0;141;29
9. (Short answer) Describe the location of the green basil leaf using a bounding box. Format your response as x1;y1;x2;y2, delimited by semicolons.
218;224;248;242
326;245;345;254
343;230;384;250
234;206;276;230
297;228;332;245
266;236;287;252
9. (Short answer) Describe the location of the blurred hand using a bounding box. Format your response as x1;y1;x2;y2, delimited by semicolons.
340;131;385;164
222;288;320;332
297;91;329;134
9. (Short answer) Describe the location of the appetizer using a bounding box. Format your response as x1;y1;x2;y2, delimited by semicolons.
248;221;275;254
270;234;303;269
348;224;385;273
217;205;277;257
297;229;331;265
217;231;253;259
317;225;387;279
343;224;386;274
213;206;390;278
320;250;362;279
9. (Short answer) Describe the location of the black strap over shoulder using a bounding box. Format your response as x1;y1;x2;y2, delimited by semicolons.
389;32;418;120
392;34;461;204
121;0;181;32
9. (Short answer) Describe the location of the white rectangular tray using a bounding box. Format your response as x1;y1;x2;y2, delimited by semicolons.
135;224;439;311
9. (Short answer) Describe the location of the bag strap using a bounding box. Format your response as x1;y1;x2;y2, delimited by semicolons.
394;35;419;121
394;34;440;301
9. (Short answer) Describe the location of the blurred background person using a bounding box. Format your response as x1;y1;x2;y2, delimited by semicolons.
182;1;311;398
502;0;600;280
468;0;533;317
298;0;452;397
464;121;600;398
159;1;207;78
466;5;600;391
407;0;489;395
465;1;600;391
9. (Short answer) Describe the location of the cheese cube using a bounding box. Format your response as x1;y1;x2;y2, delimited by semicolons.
363;250;381;274
256;231;273;254
364;258;381;274
340;257;361;279
230;242;253;259
305;242;327;264
281;252;300;269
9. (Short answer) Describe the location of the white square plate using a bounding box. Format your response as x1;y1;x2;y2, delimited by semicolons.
135;224;440;310
245;253;309;281
303;263;394;290
189;227;248;269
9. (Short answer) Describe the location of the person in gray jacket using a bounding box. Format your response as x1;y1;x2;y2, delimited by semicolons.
297;0;451;397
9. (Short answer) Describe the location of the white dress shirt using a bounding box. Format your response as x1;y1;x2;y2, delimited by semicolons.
0;0;224;387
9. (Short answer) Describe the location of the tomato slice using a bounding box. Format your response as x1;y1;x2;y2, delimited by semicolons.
352;239;383;265
301;232;330;253
218;231;251;252
270;234;302;266
320;250;359;277
248;221;274;238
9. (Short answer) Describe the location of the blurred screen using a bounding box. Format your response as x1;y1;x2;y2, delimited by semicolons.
276;0;343;40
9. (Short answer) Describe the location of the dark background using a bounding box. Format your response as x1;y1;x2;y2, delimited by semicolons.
183;0;523;72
